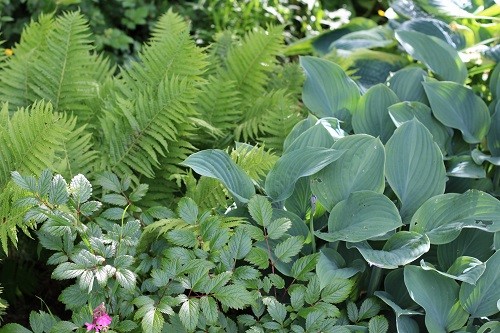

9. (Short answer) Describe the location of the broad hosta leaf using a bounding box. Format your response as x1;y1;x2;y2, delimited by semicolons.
395;30;467;83
265;147;344;202
388;101;452;152
285;117;345;153
398;18;465;49
330;26;395;51
471;149;500;166
376;291;422;333
460;250;500;318
421;256;486;285
437;229;494;270
300;56;360;123
446;155;486;179
311;135;385;211
385;119;446;221
348;232;430;269
387;66;429;104
423;80;491;144
181;149;255;203
348;231;431;269
410;190;500;244
316;248;364;289
404;266;469;332
352;84;399;143
487;105;500;156
316;191;402;243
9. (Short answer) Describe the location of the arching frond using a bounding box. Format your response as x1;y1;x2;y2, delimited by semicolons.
231;144;278;185
184;172;228;211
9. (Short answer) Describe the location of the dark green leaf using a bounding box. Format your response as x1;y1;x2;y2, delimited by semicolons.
214;285;254;309
387;66;429;103
248;195;273;227
321;279;354;304
49;175;68;205
316;248;364;289
179;299;200;332
420;256;485;285
274;236;304;263
177;197;198;225
368;315;389;333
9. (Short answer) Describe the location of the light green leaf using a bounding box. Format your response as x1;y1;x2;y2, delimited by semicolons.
410;190;500;244
460;250;500;317
228;227;252;260
385;119;446;221
97;171;122;193
291;253;319;281
49;174;68;205
423;80;491;144
200;296;218;325
395;30;467;83
478;321;500;333
266;218;292;240
348;232;430;269
368;315;389;333
388;101;452;152
274;236;304;263
179;299;200;332
69;174;92;203
177;197;198;225
320;279;354;304
311;134;385;211
0;323;33;333
115;268;136;290
316;248;364;289
265;147;344;202
181;149;255;203
300;56;360;123
404;266;469;332
248;195;273;227
263;297;287;324
214;284;254;309
331;26;395;51
316;191;402;243
352;84;399;143
387;66;429;103
141;308;164;333
420;256;486;285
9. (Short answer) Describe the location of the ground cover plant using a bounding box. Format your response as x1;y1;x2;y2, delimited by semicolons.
0;0;499;332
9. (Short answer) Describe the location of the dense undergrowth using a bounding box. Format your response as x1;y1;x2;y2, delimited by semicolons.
0;0;499;332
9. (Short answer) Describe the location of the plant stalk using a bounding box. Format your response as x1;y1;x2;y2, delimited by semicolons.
367;267;383;297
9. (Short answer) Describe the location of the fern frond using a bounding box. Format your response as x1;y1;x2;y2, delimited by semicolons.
231;144;278;184
184;172;228;211
221;25;284;102
101;76;198;179
0;101;71;253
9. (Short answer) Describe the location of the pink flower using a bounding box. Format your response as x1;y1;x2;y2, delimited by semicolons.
85;303;112;332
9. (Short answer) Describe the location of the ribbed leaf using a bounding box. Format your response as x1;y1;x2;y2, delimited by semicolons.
179;299;200;332
395;30;467;83
265;147;344;202
385;119;446;221
348;232;430;269
387;66;429;103
330;26;395;51
423;80;491;144
420;256;485;285
410;190;500;244
398;18;465;49
311;135;385;211
352;84;399;143
285;117;345;153
300;56;360;123
316;249;364;289
404;266;469;332
317;191;402;243
389;101;452;152
460;250;500;318
181;149;255;203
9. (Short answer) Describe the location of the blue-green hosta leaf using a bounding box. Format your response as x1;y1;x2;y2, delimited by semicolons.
421;256;486;285
316;248;364;289
460;250;500;318
398;18;465;49
410;190;500;244
404;266;469;332
283;115;317;151
487;104;500;156
385;119;446;221
471;149;500;166
395;30;467;83
316;191;402;243
352;84;399;143
181;149;255;203
387;67;429;104
330;26;395;51
300;56;360;123
424;80;491;144
446;155;487;179
348;232;430;269
491;64;500;100
375;291;422;333
311;135;385;211
179;298;200;332
413;0;483;19
285;117;345;153
265;147;344;202
388;101;452;152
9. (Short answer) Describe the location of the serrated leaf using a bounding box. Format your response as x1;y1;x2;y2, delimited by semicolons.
265;147;344;202
115;268;136;290
181;149;255;203
266;218;292;240
179;299;199;332
359;298;381;321
167;230;197;248
274;236;304;263
395;30;467;83
291;253;319;281
245;247;269;269
423;80;491;144
410;190;500;244
348;232;430;269
69;174;92;203
101;194;128;206
317;191;402;242
460;250;500;317
263;297;287;324
141;308;164;333
200;296;218;325
228;227;252;260
248;195;273;227
100;207;125;220
305;275;321;304
96;171;122;192
353;84;399;143
347;301;359;322
368;315;389;333
80;201;102;216
178;197;198;225
233;266;260;280
49;174;68;205
385;119;446;220
52;262;84;280
213;284;254;309
300;56;360;123
321;279;354;304
129;183;148;202
311;134;385;211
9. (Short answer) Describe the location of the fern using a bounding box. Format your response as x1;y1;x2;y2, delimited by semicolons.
231;144;278;185
183;172;228;211
0;101;71;253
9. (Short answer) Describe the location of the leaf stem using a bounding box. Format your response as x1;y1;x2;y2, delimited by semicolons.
310;195;317;253
367;267;383;297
